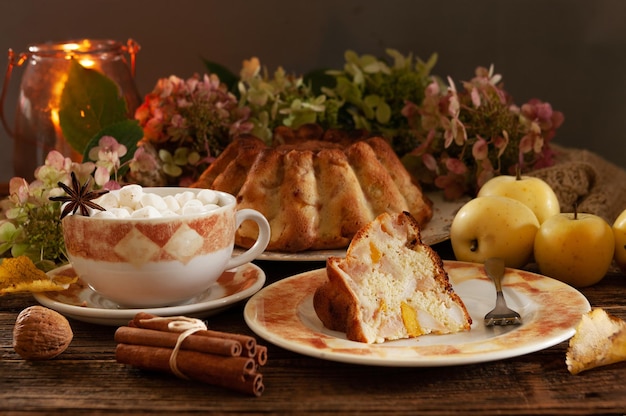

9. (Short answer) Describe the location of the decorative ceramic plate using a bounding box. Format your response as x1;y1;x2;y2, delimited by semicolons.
34;263;265;326
244;261;590;367
238;191;467;262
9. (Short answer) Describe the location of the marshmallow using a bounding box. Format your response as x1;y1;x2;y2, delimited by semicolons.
197;189;219;205
181;200;205;216
174;191;196;207
130;205;163;219
107;207;132;219
162;195;181;212
140;193;168;211
118;184;144;210
91;185;224;219
94;192;121;210
91;210;118;219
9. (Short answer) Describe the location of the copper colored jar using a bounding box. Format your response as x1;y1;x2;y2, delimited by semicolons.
0;38;141;179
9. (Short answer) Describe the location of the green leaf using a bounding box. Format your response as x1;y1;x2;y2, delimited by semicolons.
364;94;381;108
201;58;239;93
83;119;144;177
376;102;392;124
59;60;129;155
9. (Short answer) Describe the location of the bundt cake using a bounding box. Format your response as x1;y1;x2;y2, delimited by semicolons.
313;211;471;344
192;125;433;252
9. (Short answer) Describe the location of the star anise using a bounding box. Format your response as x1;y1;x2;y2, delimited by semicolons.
49;172;109;219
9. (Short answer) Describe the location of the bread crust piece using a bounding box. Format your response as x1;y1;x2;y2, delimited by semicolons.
314;211;471;344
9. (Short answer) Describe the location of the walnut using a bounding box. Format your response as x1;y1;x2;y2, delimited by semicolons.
12;305;73;360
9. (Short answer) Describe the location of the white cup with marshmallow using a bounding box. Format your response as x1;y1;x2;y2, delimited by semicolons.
61;186;270;307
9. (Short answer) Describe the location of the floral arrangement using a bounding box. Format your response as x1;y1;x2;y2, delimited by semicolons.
237;57;342;141
134;73;253;186
0;150;104;270
323;49;437;155
402;65;564;199
0;48;564;269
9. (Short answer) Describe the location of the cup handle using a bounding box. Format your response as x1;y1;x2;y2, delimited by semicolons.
224;208;270;270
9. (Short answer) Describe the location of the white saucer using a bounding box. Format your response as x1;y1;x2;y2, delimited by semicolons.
34;262;265;326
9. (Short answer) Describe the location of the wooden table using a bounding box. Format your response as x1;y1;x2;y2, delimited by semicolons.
1;242;626;415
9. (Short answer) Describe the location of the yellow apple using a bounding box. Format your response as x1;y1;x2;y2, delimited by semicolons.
477;174;560;224
534;212;615;287
450;196;540;269
612;209;626;272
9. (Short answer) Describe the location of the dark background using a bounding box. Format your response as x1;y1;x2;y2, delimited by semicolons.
1;0;625;181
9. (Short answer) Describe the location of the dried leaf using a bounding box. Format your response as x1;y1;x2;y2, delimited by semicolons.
0;256;77;294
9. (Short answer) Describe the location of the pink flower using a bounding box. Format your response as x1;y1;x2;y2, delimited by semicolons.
8;177;30;204
422;153;438;171
472;138;489;160
70;161;97;186
44;150;72;172
89;136;127;168
470;87;481;108
446;157;468;175
103;180;121;191
130;146;159;172
94;166;112;187
493;133;509;158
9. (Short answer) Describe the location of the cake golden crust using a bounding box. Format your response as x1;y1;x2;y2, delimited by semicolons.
314;211;471;344
192;125;433;252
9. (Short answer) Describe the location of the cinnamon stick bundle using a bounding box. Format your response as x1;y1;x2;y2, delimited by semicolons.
115;312;268;396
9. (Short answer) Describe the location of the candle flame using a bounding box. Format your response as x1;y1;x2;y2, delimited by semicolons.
62;39;93;52
62;43;81;52
51;109;60;129
79;58;95;68
62;40;98;68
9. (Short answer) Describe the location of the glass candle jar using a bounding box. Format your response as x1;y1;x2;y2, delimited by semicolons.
0;38;141;179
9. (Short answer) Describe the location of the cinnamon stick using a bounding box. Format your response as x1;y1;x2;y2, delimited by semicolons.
116;344;263;396
131;312;257;356
114;326;242;357
255;345;268;366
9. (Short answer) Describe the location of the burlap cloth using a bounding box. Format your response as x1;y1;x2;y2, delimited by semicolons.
528;144;626;224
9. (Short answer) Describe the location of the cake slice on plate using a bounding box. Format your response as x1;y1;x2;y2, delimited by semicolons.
313;211;472;344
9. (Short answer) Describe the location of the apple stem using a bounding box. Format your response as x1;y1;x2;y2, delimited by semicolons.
515;165;522;180
574;202;578;220
470;239;478;252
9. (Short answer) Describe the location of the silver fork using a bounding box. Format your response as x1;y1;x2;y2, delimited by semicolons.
483;257;522;326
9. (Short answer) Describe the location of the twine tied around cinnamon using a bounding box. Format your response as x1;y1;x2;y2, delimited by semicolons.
141;316;208;379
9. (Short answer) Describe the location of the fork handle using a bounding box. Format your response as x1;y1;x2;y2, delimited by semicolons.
493;274;503;293
495;290;506;305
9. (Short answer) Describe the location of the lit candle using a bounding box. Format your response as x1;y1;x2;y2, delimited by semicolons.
3;38;141;179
